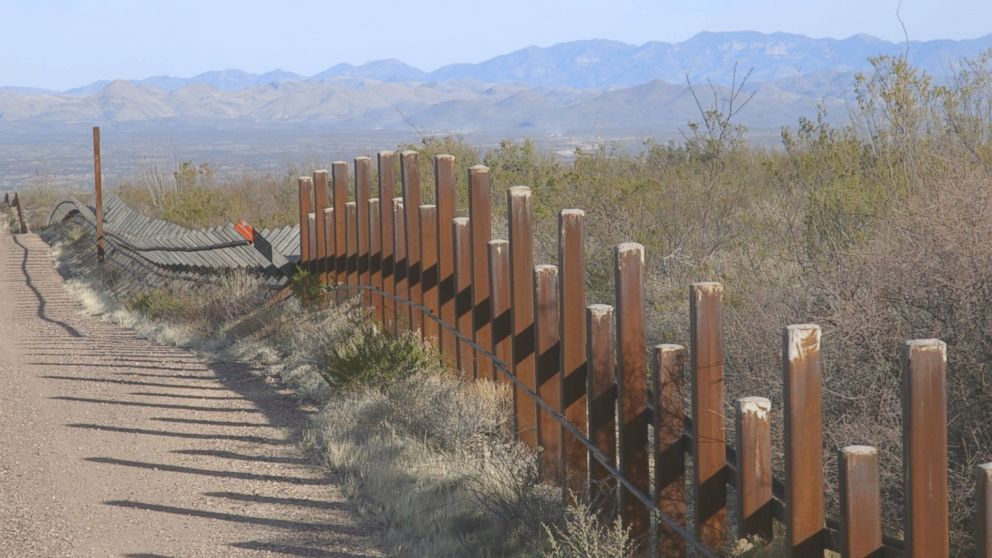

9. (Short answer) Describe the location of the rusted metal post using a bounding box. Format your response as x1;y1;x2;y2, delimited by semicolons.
345;202;359;295
401;151;422;333
978;462;992;558
535;264;563;486
735;396;773;542
902;339;948;558
654;344;687;556
435;155;457;365
297;177;312;270
453;217;473;375
378;152;396;333
420;205;439;347
488;239;512;383
92;127;104;259
355;157;372;307
616;243;650;538
691;282;727;548
313;170;329;284
469;165;493;380
332;161;348;290
559;209;587;500
307;213;317;263
323;207;334;287
508;185;536;445
587;304;617;504
369;198;382;320
784;323;824;558
393;198;407;330
839;446;882;558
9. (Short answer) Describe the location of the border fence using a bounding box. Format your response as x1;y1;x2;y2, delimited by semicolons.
40;129;992;557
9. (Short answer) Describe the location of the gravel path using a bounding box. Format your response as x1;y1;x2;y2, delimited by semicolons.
0;233;383;557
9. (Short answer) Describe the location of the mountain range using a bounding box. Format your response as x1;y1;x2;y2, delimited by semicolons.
2;31;991;135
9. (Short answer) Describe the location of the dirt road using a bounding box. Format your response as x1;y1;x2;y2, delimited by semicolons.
0;233;382;557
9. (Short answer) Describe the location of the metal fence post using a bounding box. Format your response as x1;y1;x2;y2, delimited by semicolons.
735;396;773;542
535;264;563;486
839;446;882;557
559;209;587;500
378;152;396;333
435;155;457;365
313;169;329;284
784;323;825;558
587;304;617;507
654;343;687;556
369;198;383;320
469;166;493;380
297;177;312;271
489;239;512;384
902;339;948;558
401;151;422;333
332;161;348;292
420;205;439;347
453;217;473;375
616;242;649;537
345;202;358;294
393;198;407;331
355;157;372;307
92;126;104;260
508;185;536;445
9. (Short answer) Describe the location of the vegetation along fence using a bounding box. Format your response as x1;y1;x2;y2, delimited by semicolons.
45;129;992;557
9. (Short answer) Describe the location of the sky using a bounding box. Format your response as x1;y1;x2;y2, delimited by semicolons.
1;0;990;91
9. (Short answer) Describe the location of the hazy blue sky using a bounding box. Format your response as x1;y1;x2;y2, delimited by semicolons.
2;0;990;90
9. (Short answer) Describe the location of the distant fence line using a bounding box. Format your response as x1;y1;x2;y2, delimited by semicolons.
41;130;992;557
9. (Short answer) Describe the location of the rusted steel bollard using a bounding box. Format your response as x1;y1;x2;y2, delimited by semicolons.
401;151;422;333
345;202;358;293
488;239;512;383
297;177;313;270
392;198;407;332
378;152;397;333
92;127;104;259
508;185;536;445
355;157;373;307
735;396;773;541
535;264;562;486
332;161;348;290
691;282;727;548
435;155;457;364
469;166;493;380
559;209;587;500
654;343;687;556
839;445;883;558
784;323;824;558
369;198;382;321
313;170;329;284
616;242;649;537
902;339;948;558
586;304;617;506
453;218;474;376
420;205;439;347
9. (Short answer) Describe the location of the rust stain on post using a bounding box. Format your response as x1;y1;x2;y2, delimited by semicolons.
784;323;824;558
559;209;587;500
839;445;883;557
297;177;313;270
332;161;348;289
369;198;382;321
92;127;105;261
616;242;649;537
313;170;329;284
469;166;493;380
488;239;512;384
735;396;773;542
508;185;536;445
654;343;687;556
902;339;948;558
587;304;617;506
420;205;439;347
978;462;992;558
355;157;372;306
378;152;396;334
393;198;407;332
453;218;473;376
535;264;563;486
691;281;727;548
435;155;457;365
401;151;422;333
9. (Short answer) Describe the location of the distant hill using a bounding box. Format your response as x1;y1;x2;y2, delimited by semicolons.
2;31;990;136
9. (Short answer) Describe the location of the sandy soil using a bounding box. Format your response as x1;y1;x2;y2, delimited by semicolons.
0;233;383;557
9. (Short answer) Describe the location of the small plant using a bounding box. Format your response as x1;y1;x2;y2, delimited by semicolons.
289;267;324;307
126;289;186;321
541;502;637;558
314;317;437;390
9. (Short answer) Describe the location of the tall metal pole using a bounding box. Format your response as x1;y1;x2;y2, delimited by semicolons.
92;127;105;262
